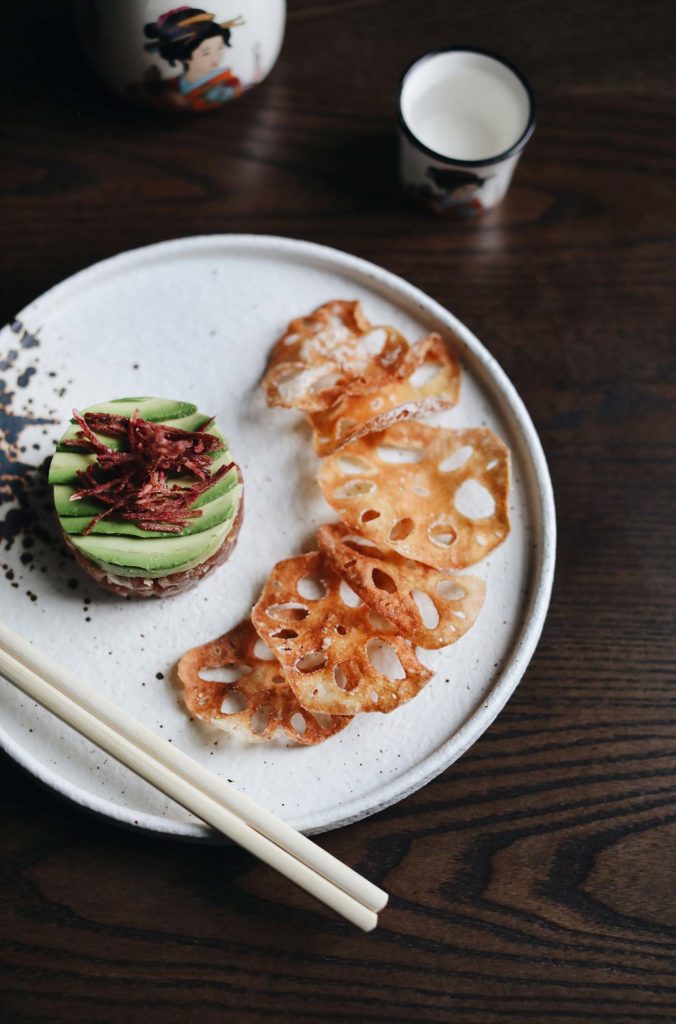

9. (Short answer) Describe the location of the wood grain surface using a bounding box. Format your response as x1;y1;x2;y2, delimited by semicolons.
1;1;675;1021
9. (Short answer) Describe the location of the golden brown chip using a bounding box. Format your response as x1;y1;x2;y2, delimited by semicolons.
251;551;432;715
262;300;410;412
177;619;351;745
317;523;485;649
308;334;461;456
317;422;510;570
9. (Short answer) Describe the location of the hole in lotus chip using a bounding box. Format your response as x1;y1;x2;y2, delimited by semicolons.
296;651;328;673
439;446;473;473
411;589;440;628
310;371;343;394
333;660;360;691
336;624;348;635
199;664;252;684
377;445;424;464
372;567;397;593
371;397;384;411
358;327;387;355
271;674;286;685
435;579;467;601
339;580;362;607
366;639;406;680
371;691;379;703
338;455;375;475
277;365;302;385
344;535;383;555
361;508;381;523
220;692;248;715
390;517;414;541
251;706;270;735
409;362;442;388
253;638;275;661
429;522;457;547
297;574;327;600
290;712;307;735
412;484;429;496
333;664;348;689
272;628;299;640
455;479;496;519
333;479;376;499
267;602;309;622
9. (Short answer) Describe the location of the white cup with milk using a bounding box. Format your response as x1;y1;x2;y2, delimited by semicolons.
397;49;536;216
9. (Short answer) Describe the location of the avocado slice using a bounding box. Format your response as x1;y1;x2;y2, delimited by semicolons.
70;397;197;422
70;520;232;572
53;486;107;518
56;410;215;452
48;452;98;484
60;487;239;539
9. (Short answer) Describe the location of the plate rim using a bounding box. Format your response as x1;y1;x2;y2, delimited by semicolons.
1;233;556;838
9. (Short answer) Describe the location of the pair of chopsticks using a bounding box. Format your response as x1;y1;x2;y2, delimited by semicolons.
0;622;387;930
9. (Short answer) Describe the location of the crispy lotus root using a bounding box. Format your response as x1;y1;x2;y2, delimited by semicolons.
316;523;485;649
317;422;510;570
177;619;350;745
251;551;432;715
308;333;461;456
262;300;410;413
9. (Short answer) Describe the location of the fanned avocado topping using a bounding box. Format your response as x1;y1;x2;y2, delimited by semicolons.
50;397;242;576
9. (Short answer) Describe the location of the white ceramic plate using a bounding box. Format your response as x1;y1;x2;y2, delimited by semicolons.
0;235;555;838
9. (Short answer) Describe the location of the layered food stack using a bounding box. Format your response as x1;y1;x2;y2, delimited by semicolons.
49;397;243;597
178;301;511;745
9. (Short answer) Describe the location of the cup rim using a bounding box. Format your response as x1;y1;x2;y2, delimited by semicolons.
396;47;537;168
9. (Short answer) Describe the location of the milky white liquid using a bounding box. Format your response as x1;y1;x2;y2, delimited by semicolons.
401;55;530;162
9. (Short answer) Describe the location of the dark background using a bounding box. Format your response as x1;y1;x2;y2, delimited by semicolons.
1;2;675;1022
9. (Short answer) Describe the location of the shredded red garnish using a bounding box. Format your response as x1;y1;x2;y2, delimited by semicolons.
63;410;235;535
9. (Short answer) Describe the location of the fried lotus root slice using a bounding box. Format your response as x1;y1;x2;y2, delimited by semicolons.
318;422;510;570
317;523;485;649
262;300;410;412
177;619;350;745
251;551;432;715
308;333;461;456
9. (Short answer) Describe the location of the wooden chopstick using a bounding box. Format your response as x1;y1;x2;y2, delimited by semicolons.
0;623;387;930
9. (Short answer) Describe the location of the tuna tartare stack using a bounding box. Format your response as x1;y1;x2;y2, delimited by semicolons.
48;397;243;597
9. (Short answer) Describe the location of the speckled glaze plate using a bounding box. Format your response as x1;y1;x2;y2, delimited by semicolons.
0;235;555;838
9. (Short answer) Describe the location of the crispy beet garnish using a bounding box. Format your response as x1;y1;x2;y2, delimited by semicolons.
63;410;234;535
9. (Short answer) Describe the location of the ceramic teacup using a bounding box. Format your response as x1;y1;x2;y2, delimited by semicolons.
397;48;536;216
71;1;286;112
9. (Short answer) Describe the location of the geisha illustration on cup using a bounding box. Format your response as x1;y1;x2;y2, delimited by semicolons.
72;0;286;113
132;7;246;111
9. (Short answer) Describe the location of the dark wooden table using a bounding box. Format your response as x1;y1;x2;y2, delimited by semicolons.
2;2;675;1021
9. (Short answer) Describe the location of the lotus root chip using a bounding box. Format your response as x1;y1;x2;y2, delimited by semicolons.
317;523;485;649
318;422;510;570
308;333;461;455
262;300;410;412
251;551;432;715
177;619;350;745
